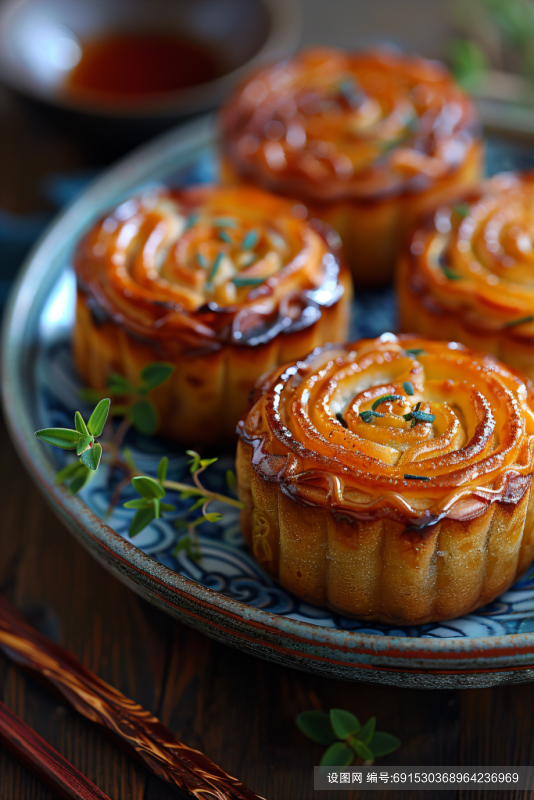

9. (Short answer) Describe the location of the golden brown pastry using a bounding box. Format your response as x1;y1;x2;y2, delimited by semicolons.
220;47;483;288
398;171;534;383
236;334;534;624
73;185;352;445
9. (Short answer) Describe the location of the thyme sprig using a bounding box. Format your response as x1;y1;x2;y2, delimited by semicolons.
35;367;244;556
297;709;400;767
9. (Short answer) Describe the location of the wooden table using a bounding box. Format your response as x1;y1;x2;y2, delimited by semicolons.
1;89;534;800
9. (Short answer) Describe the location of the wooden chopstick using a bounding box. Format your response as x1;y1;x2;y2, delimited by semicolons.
0;595;264;800
0;698;111;800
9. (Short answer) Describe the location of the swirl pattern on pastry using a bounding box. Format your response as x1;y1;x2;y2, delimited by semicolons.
221;48;482;287
236;335;534;622
399;171;534;381
239;334;534;524
73;185;351;444
221;48;478;200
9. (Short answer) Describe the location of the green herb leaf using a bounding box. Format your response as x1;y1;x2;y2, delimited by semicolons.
130;400;158;435
186;450;201;473
140;362;175;390
404;474;430;481
368;731;401;757
404;348;425;358
241;229;259;250
352;740;375;761
296;711;337;746
74;411;88;435
129;506;156;537
200;457;218;469
403;381;414;396
358;717;376;745
209;252;224;281
203;512;223;523
504;315;534;328
80;442;102;471
453;204;470;217
226;469;237;490
87;398;110;437
124;498;152;509
232;277;265;287
372;394;402;411
107;373;136;395
69;466;93;495
197;253;209;269
213;216;238;228
403;410;435;424
359;410;384;423
441;265;462;280
76;434;93;456
56;461;86;485
218;230;232;245
132;475;166;499
160;502;176;512
330;709;361;739
157;456;168;483
320;742;354;767
35;428;81;450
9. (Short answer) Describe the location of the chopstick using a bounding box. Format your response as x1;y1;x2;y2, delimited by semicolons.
0;595;264;800
0;698;111;800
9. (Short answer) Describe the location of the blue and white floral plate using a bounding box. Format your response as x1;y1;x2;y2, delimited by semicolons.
5;114;534;688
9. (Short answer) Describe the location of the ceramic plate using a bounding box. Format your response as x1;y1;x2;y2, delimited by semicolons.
5;114;534;689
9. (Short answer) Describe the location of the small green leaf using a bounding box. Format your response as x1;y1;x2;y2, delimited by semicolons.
153;498;161;519
213;216;238;228
368;732;401;757
79;387;102;403
209;251;225;281
87;398;110;437
132;475;166;499
352;740;375;761
241;228;259;250
200;457;218;469
232;277;264;288
74;411;88;435
157;456;168;484
330;709;361;740
402;381;414;396
160;502;176;512
122;448;137;471
130;400;158;435
123;498;152;509
35;428;80;450
56;461;85;485
140;362;175;390
320;742;354;767
76;434;93;456
203;512;223;523
296;711;337;746
226;469;237;490
404;348;425;358
80;442;102;471
186;450;201;473
359;717;376;745
189;497;206;512
69;466;93;495
129;506;156;537
372;394;402;411
107;373;136;395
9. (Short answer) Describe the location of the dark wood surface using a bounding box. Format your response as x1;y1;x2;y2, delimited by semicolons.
1;88;534;800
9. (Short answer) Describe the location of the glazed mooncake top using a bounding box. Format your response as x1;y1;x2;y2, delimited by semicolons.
75;185;346;351
406;171;534;335
238;334;534;525
221;47;480;202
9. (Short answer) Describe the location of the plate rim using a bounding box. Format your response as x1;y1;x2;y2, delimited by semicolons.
3;113;534;676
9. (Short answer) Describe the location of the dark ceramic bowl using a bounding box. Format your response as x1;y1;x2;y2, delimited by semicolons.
0;0;300;150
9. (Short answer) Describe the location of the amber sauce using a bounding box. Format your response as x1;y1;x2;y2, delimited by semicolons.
66;33;219;100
